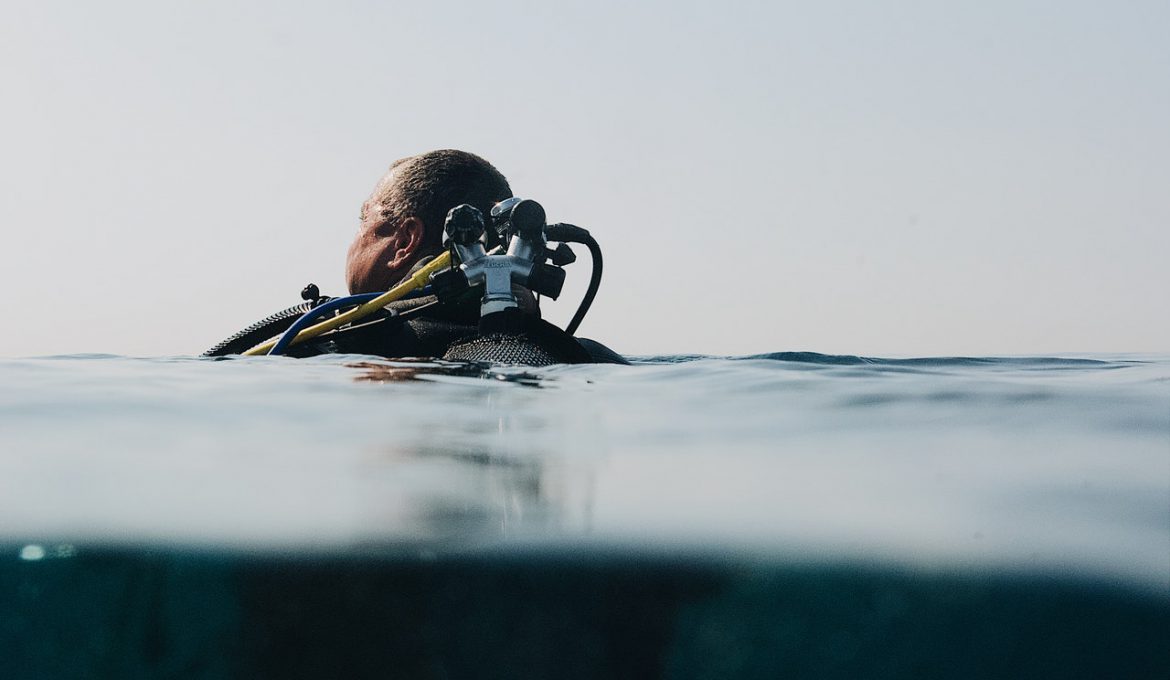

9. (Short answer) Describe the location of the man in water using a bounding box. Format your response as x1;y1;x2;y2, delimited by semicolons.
342;149;623;363
204;149;621;362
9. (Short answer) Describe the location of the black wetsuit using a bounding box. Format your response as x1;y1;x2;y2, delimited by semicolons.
203;288;626;365
284;291;625;365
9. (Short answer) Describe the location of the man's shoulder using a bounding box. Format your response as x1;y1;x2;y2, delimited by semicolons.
575;338;628;365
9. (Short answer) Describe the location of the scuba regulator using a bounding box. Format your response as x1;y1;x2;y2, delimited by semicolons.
429;198;599;336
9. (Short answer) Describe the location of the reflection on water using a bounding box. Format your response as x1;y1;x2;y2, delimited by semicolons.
384;435;593;545
348;359;596;546
348;359;548;388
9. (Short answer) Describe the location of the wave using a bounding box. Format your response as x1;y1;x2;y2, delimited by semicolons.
637;352;1133;369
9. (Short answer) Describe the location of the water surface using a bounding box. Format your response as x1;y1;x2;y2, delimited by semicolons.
2;352;1167;677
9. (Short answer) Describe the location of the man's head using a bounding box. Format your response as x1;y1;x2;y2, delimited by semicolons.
346;150;512;293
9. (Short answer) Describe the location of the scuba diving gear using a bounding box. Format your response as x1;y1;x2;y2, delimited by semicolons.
238;252;454;356
202;198;621;364
430;200;567;331
268;292;383;356
431;199;601;337
493;196;601;335
202;300;317;358
201;282;332;357
545;223;601;336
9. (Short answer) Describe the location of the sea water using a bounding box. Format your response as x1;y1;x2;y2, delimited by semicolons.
1;353;1167;677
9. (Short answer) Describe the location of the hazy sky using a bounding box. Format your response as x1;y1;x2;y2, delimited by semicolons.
2;1;1166;357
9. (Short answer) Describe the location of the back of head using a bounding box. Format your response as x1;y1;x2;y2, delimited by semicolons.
362;149;512;250
347;150;511;293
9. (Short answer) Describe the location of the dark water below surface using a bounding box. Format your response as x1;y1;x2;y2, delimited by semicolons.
4;547;1166;679
1;352;1167;677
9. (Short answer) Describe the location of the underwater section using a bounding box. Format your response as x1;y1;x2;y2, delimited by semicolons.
2;545;1167;679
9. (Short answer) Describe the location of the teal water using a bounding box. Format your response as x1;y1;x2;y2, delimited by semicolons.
1;353;1168;677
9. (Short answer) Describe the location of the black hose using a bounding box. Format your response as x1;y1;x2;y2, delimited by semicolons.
545;223;602;336
201;301;317;357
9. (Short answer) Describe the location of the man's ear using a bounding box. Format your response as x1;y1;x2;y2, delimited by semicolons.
386;216;425;270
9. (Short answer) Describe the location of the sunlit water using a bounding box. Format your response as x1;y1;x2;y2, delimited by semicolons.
1;352;1167;676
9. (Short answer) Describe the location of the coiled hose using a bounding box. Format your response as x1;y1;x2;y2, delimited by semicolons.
201;301;318;357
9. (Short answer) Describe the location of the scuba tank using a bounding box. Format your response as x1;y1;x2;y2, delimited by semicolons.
202;199;625;366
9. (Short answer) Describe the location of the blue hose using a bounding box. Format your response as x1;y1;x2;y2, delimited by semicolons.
267;292;383;356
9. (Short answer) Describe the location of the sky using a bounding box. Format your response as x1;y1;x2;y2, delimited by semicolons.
1;0;1167;357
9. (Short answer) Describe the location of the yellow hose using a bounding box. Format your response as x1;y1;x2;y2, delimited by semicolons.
242;252;453;356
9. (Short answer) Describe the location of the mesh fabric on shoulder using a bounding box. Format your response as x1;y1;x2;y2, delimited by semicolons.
442;334;561;366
